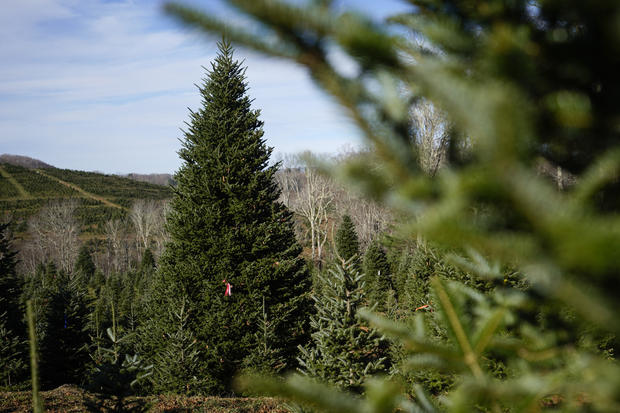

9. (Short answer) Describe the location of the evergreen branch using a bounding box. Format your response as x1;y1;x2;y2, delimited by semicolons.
573;148;620;206
472;307;506;355
236;373;364;413
164;3;297;59
430;277;484;379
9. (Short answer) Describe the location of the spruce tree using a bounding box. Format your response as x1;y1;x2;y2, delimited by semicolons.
0;310;25;388
139;248;155;274
334;215;360;263
363;240;392;312
74;244;96;283
0;222;23;335
0;222;26;387
38;277;90;388
297;258;390;393
144;40;311;394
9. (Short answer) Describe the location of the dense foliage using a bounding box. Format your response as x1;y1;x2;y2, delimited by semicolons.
298;257;390;393
164;0;620;411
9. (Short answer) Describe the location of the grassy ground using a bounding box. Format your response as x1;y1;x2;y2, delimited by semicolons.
0;385;289;412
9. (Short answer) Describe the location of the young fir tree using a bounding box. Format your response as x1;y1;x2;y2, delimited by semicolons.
298;258;390;393
0;222;23;335
139;248;155;274
362;239;392;312
0;309;25;388
38;276;91;388
334;215;360;263
0;223;26;387
143;40;311;394
74;244;96;282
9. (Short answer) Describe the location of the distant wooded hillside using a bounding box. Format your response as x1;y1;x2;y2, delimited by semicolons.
0;162;173;234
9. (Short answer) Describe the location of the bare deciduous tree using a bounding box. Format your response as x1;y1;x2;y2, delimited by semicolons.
411;100;450;176
129;199;165;256
104;219;127;274
153;200;171;258
27;200;80;274
285;160;334;266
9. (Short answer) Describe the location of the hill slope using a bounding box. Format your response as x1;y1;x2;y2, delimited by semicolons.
0;154;53;169
0;163;173;234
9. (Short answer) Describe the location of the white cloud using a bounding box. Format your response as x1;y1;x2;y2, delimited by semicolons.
0;0;363;173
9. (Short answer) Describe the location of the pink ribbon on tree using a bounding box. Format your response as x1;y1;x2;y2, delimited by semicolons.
222;279;232;296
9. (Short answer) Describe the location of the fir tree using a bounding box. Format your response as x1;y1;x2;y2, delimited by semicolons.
38;277;91;388
297;258;390;393
0;309;25;388
0;223;26;387
0;222;23;335
87;325;152;412
139;248;155;274
74;244;96;282
144;40;311;394
334;215;360;263
363;239;392;312
145;296;205;395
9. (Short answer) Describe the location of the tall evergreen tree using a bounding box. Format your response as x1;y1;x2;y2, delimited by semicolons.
143;40;311;394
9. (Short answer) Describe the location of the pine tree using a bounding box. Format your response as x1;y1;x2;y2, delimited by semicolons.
145;296;205;395
0;222;23;335
363;240;392;312
143;40;312;394
334;215;360;263
297;258;390;393
38;277;91;388
0;223;26;387
0;309;25;388
139;248;155;274
74;244;96;282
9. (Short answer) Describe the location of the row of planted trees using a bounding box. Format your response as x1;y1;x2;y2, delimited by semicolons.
1;204;487;400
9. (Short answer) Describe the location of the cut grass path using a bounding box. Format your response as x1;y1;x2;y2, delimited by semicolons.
0;164;31;198
35;169;128;211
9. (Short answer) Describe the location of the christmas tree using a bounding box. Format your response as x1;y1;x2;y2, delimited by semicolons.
143;40;311;394
0;222;26;387
334;215;360;263
362;239;392;312
297;258;390;393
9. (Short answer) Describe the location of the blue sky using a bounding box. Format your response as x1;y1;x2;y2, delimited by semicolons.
0;0;408;174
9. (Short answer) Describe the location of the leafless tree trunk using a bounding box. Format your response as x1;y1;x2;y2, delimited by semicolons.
336;194;391;250
411;100;450;176
153;200;170;259
290;165;334;266
104;219;126;275
27;199;80;273
129;199;164;257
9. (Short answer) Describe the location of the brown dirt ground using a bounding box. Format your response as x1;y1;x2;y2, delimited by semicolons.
0;385;289;412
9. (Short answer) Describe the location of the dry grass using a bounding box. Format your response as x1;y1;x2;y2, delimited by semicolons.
0;385;289;412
